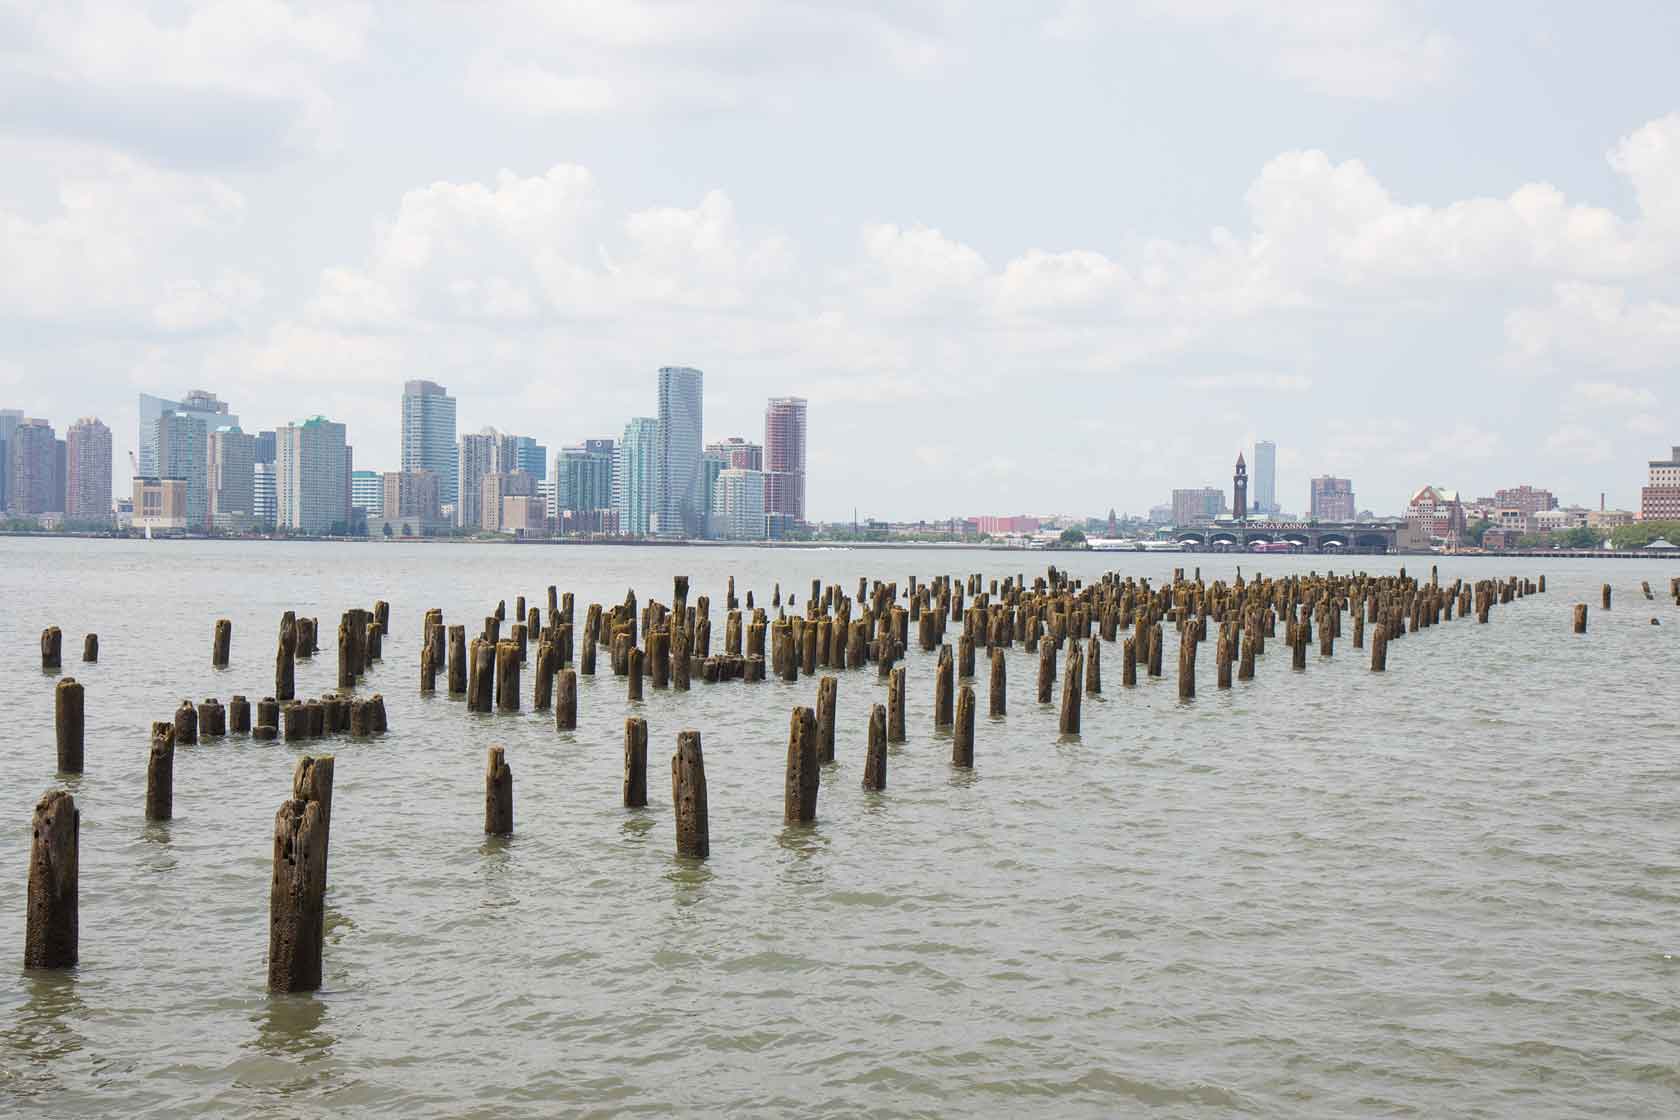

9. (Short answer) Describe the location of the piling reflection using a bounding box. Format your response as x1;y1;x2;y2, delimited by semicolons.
4;970;87;1069
253;992;334;1062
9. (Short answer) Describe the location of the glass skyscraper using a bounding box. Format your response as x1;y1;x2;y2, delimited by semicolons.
401;380;458;510
139;390;235;479
615;418;659;536
1253;439;1277;515
655;366;703;538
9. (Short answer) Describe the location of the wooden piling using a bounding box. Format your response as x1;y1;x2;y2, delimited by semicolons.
55;678;84;773
935;646;954;728
1573;604;1587;634
174;698;199;746
672;731;709;859
1037;640;1055;704
623;718;648;807
1059;646;1082;733
275;615;296;701
862;704;888;790
627;647;644;701
467;638;493;713
1086;635;1101;695
533;639;555;709
556;669;577;730
24;790;78;969
1602;584;1611;610
953;685;976;766
1179;631;1198;699
146;722;174;820
447;625;467;695
1216;631;1232;689
41;626;62;670
989;647;1007;716
784;707;820;824
888;666;906;743
213;619;232;668
229;694;251;734
267;756;332;993
816;676;838;763
81;634;97;663
495;640;522;712
485;747;513;836
1370;624;1388;671
1122;636;1137;687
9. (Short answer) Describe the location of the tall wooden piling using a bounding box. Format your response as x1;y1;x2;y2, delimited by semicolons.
268;756;333;993
146;722;174;821
1086;635;1101;695
1178;631;1197;699
174;698;198;746
24;790;78;969
447;625;467;695
276;615;296;701
533;639;556;710
888;666;906;743
495;640;522;712
1371;624;1389;671
816;676;838;763
556;669;577;730
934;646;954;728
623;718;648;807
1059;646;1082;733
673;731;709;859
953;685;976;766
213;619;232;668
1037;640;1056;704
784;707;820;824
627;647;644;701
1123;636;1137;687
55;678;84;773
41;627;62;670
1573;604;1587;634
989;647;1007;716
863;705;887;790
1602;584;1612;610
485;747;513;836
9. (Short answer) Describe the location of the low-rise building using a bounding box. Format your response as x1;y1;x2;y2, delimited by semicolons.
500;495;549;537
133;477;189;532
1407;485;1466;543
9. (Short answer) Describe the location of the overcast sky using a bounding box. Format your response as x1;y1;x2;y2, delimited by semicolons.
2;1;1677;520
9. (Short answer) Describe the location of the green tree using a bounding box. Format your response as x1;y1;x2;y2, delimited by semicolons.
1611;520;1680;550
1057;527;1087;547
1558;525;1600;550
1466;518;1492;546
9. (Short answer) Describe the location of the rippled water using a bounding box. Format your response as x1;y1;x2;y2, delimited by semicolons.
1;538;1677;1118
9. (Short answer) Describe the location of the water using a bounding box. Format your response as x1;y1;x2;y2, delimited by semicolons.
1;538;1677;1118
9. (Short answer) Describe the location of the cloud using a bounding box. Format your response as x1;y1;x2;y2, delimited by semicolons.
1186;372;1312;392
1505;284;1680;371
1571;380;1656;408
1544;423;1610;464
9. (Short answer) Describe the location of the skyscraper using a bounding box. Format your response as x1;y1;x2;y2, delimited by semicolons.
705;437;763;471
157;409;210;529
139;390;235;478
401;380;458;506
1309;476;1356;521
352;470;385;515
713;467;767;540
253;462;277;527
0;409;21;513
7;418;56;515
457;429;498;529
65;417;113;523
1253;439;1277;515
276;417;350;533
553;444;614;514
764;396;807;535
207;426;256;526
615;417;659;536
655;366;703;538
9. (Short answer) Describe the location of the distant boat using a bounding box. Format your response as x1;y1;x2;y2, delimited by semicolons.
1139;539;1186;552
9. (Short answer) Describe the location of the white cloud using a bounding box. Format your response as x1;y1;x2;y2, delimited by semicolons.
1505;284;1680;371
1571;380;1656;408
1544;423;1610;464
1186;372;1312;392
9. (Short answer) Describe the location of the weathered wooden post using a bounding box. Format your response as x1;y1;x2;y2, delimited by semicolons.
1037;640;1055;704
213;619;232;668
485;747;513;836
1085;635;1101;695
268;756;333;992
1179;631;1198;699
173;698;198;746
1573;604;1587;634
532;639;555;710
495;640;522;712
1602;583;1612;610
556;669;578;730
649;630;670;689
1216;631;1232;689
146;722;174;820
276;615;296;701
25;790;78;969
1370;623;1389;671
623;718;648;807
863;705;887;790
337;619;356;689
256;697;279;738
447;625;467;695
200;697;226;738
348;699;370;738
944;684;973;767
816;676;838;763
1122;636;1137;687
55;678;84;773
888;666;906;743
81;634;97;663
989;647;1007;716
41;626;62;670
467;639;493;713
934;646;954;728
673;731;709;858
1059;646;1082;733
627;647;644;701
784;707;820;824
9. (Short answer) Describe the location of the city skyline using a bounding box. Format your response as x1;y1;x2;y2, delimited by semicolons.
4;8;1677;519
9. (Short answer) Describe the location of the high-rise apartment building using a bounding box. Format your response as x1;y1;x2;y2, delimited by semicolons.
1253;440;1277;515
713;467;767;540
0;409;22;513
706;437;763;471
253;462;277;526
139;390;235;478
276;417;350;533
7;418;57;515
1309;476;1356;521
351;470;385;516
207;426;256;526
512;436;547;479
1170;487;1225;525
65;417;112;523
553;444;614;515
52;439;66;514
254;429;276;465
401;380;458;506
457;429;498;529
1641;445;1680;521
615;418;659;536
655;366;704;537
480;471;537;533
764;396;807;533
156;410;209;529
382;470;441;525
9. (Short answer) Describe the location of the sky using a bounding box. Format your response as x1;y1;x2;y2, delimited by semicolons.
1;0;1677;521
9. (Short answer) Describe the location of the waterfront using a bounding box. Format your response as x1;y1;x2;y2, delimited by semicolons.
2;539;1677;1117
